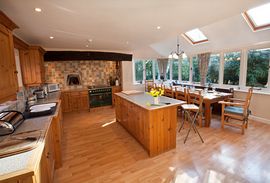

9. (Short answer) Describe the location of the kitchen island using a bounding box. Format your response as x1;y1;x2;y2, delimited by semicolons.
114;92;185;157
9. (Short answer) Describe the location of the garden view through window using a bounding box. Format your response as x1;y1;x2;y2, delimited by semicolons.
172;59;179;80
155;61;159;80
246;48;270;87
223;52;241;85
134;60;143;82
166;61;170;80
181;57;190;81
145;60;153;80
192;56;200;82
207;54;220;84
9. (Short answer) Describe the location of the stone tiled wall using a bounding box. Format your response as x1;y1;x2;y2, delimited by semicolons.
44;61;117;88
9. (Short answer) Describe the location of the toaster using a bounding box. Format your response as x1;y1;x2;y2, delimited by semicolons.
0;111;25;136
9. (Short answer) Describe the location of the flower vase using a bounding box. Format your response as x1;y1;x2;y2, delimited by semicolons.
153;97;159;105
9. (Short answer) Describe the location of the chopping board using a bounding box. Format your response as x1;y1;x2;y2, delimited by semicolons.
0;130;42;158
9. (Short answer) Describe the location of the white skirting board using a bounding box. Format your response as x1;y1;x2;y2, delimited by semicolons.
250;115;270;124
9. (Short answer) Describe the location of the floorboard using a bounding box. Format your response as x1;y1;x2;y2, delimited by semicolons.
54;108;270;183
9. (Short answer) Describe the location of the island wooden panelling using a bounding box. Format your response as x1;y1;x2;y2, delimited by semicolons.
115;95;178;157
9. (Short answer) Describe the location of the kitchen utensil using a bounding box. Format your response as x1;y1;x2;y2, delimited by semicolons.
0;111;25;136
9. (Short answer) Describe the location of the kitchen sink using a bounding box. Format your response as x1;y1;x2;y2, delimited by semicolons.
23;102;57;119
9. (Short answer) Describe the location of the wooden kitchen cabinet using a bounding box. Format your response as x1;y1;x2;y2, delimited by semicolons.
61;90;89;112
112;86;122;106
0;12;19;103
20;46;45;86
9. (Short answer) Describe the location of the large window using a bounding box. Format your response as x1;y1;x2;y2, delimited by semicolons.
134;60;144;82
246;48;270;87
223;52;241;85
172;59;179;80
182;57;190;81
192;56;200;82
145;60;153;80
207;54;220;84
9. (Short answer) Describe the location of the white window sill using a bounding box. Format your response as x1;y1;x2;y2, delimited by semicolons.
133;82;144;85
235;89;270;95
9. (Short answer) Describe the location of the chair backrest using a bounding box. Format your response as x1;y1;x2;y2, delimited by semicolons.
154;83;163;90
187;90;203;111
245;88;253;111
163;86;174;98
175;87;187;101
145;80;154;92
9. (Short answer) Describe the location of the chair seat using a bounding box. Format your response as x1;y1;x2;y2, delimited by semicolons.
181;104;199;110
224;106;244;115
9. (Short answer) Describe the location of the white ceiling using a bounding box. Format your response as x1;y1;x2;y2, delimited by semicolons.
0;0;270;58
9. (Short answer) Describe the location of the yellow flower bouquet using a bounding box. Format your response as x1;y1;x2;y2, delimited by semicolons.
147;88;164;97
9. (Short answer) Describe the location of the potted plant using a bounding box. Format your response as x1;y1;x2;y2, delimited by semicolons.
147;88;164;104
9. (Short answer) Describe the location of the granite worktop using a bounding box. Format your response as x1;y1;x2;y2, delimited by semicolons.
0;91;61;179
115;92;185;110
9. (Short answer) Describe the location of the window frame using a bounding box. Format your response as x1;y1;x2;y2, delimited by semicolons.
132;44;270;93
242;3;270;32
182;29;208;45
133;59;158;84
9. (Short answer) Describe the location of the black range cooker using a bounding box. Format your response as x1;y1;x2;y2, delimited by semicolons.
88;85;112;108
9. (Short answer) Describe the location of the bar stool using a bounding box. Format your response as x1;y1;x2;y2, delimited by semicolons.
179;90;204;144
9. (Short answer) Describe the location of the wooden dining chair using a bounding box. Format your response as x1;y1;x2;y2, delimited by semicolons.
219;88;253;134
163;85;174;98
175;87;187;101
187;90;203;127
145;80;154;92
179;89;204;143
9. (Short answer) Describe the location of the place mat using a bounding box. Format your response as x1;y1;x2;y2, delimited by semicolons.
0;130;42;158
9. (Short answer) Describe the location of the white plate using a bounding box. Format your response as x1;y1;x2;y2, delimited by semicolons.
31;107;51;112
30;103;56;110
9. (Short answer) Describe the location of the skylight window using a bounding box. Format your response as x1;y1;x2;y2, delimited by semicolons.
183;28;208;45
243;3;270;31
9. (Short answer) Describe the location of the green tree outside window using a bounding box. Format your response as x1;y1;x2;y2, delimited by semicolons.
182;57;190;81
166;61;170;80
135;60;143;82
246;48;270;87
172;59;179;80
223;52;241;85
192;56;200;82
207;54;220;84
145;60;153;80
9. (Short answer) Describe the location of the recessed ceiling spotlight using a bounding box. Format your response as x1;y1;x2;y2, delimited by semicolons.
126;41;129;44
35;8;42;12
88;39;92;42
49;36;54;39
86;45;89;47
157;26;161;30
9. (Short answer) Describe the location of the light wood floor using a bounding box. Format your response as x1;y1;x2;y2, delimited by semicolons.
54;108;270;183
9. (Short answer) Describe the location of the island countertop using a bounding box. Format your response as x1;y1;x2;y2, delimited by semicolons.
115;92;185;110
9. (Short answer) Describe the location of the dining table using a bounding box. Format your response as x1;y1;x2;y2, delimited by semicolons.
172;86;233;127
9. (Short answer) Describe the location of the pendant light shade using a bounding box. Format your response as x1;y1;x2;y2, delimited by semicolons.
168;36;184;59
